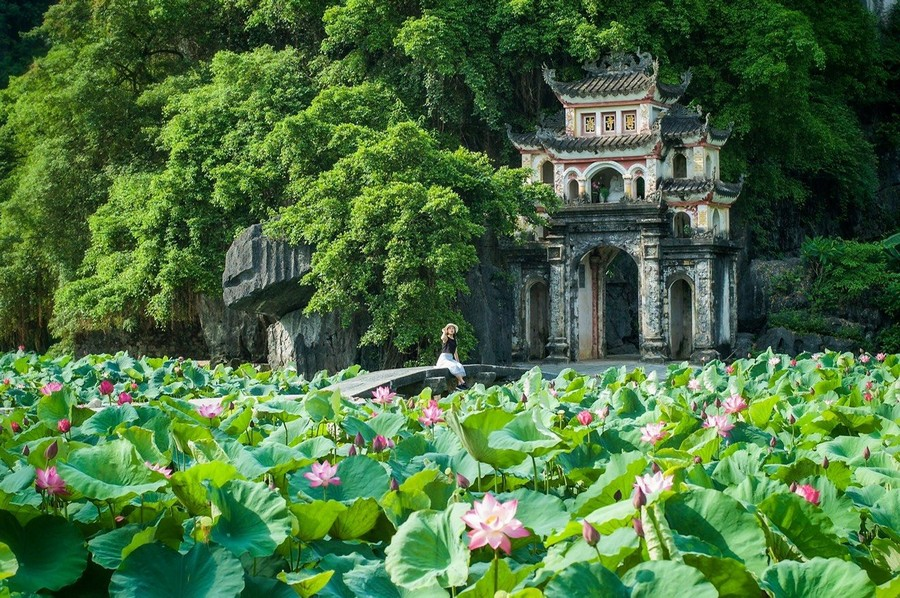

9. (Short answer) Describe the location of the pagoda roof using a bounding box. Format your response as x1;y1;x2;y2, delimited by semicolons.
660;104;733;144
658;176;744;203
536;130;657;152
543;52;691;103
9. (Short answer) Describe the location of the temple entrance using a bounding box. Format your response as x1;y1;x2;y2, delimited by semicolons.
526;281;549;359
576;247;640;359
588;168;625;203
669;279;693;359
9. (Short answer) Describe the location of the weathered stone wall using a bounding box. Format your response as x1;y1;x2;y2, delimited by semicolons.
74;323;207;359
459;234;515;364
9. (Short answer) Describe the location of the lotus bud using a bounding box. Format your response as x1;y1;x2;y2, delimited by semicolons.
390;478;399;492
790;359;797;367
229;402;235;411
582;520;600;546
131;382;138;390
249;420;256;428
57;419;71;433
372;435;388;453
10;422;21;433
577;410;593;426
348;445;357;457
17;345;24;352
354;432;365;447
44;441;58;460
22;445;29;456
633;487;646;509
651;462;660;474
613;490;622;501
117;392;133;406
456;473;470;489
690;401;698;412
407;398;415;410
598;405;610;419
521;393;527;403
99;380;114;395
714;398;722;410
633;518;644;537
789;482;798;492
2;378;8;385
694;456;702;464
770;436;777;448
22;418;28;426
788;414;796;425
864;446;871;461
822;456;829;469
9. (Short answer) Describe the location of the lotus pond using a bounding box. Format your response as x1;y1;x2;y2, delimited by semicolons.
0;350;898;597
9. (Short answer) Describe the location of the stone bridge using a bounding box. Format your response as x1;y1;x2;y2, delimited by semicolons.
323;364;538;398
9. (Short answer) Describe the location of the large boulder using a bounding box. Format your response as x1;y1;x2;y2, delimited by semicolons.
197;295;268;364
738;258;805;332
459;234;515;364
222;224;313;317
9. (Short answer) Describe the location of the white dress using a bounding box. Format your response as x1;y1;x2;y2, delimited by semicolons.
436;337;466;376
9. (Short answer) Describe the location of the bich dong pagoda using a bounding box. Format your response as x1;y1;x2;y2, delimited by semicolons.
507;52;742;363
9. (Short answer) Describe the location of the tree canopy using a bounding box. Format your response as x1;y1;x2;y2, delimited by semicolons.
0;0;897;354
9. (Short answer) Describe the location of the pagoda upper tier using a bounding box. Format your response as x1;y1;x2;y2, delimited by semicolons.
507;52;743;213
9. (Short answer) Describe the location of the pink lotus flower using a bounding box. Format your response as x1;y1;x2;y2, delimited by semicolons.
790;359;797;367
860;354;871;364
725;365;734;375
2;378;9;385
722;394;748;414
40;382;63;396
634;471;674;496
196;403;223;419
769;357;780;366
704;414;735;437
17;345;24;352
371;386;396;405
35;466;67;496
864;392;873;402
865;380;874;390
687;379;701;392
10;422;21;434
640;422;667;445
576;410;593;426
57;419;71;433
418;400;445;427
794;483;820;506
597;405;610;420
117;392;133;406
99;380;114;395
131;382;138;390
304;460;341;488
876;353;886;362
462;493;530;554
144;461;173;479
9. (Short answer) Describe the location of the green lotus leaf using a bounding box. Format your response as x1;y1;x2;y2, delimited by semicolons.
818;435;880;465
249;443;307;476
762;557;875;598
459;557;534;598
88;524;156;570
110;542;245;598
56;439;167;501
445;408;524;469
343;560;407;598
870;489;900;537
495;488;567;537
242;575;297;598
758;492;845;559
279;570;335;598
573;451;647;516
0;512;87;593
747;395;780;428
368;412;408;439
544;562;628;598
36;391;72;425
293;436;336;461
330;497;381;540
384;503;469;591
665;487;769;575
622;560;718;598
0;541;17;580
489;410;562;457
678;426;721;463
170;461;243;515
210;479;293;558
120;426;166;465
291;500;346;541
682;554;762;598
80;405;140;436
292;455;389;502
0;464;35;494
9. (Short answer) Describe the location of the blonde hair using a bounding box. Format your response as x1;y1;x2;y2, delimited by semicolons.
441;323;458;343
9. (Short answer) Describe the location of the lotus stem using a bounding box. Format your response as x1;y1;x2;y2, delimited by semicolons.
493;549;499;595
531;455;539;492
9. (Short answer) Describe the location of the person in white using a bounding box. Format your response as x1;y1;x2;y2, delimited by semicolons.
436;323;467;389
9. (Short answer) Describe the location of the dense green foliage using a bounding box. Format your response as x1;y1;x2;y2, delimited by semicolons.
0;0;897;352
1;351;898;595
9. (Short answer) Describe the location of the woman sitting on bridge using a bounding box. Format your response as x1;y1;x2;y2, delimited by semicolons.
437;323;467;390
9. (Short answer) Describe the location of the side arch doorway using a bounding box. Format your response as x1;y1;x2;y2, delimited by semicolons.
526;281;549;359
669;278;694;360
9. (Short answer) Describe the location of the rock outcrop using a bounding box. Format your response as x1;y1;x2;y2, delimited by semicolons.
197;295;268;364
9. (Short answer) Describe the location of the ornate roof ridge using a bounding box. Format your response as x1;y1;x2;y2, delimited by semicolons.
581;51;655;76
658;175;744;198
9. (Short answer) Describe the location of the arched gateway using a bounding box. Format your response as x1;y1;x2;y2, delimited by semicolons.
508;52;742;363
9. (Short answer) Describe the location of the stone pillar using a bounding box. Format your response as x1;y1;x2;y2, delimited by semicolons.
545;243;569;362
691;257;719;362
510;264;526;360
639;228;668;362
590;255;602;358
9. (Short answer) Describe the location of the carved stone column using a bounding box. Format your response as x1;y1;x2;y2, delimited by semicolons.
590;254;602;358
509;264;526;360
545;243;569;362
639;226;668;362
691;257;719;363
